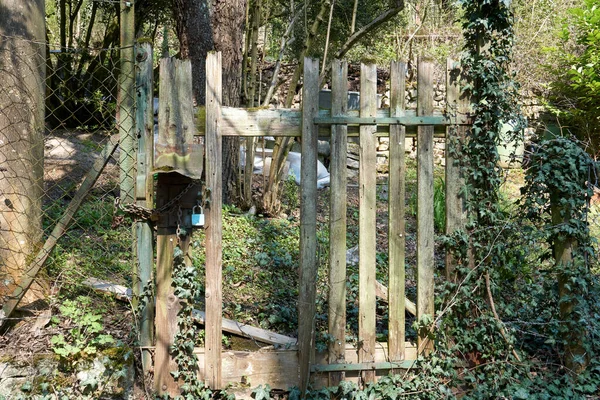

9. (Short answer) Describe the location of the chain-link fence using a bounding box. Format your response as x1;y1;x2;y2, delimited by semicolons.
0;32;136;325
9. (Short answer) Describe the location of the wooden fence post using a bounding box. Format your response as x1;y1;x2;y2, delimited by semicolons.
328;59;348;387
298;57;319;396
417;58;435;356
359;62;377;384
119;0;136;204
134;41;154;374
154;57;199;396
445;59;468;282
388;60;407;362
205;51;223;389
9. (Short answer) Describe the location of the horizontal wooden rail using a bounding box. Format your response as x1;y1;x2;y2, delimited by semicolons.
196;107;469;137
313;115;470;126
311;361;416;373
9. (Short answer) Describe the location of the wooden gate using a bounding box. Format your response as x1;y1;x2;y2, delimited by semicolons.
152;52;471;395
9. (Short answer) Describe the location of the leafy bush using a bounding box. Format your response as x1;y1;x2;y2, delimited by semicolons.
546;0;600;154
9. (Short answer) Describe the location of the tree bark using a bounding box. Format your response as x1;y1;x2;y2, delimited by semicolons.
173;0;246;205
210;0;246;204
173;0;214;105
0;0;46;304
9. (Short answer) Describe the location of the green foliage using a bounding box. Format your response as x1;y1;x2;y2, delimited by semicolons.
546;0;600;154
50;296;115;367
171;245;211;400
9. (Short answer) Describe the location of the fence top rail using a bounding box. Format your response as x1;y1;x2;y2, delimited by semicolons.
195;107;471;138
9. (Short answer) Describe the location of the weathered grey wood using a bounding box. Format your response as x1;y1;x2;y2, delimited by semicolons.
328;59;348;387
194;342;418;393
134;42;154;374
155;58;202;179
196;107;466;137
0;136;119;325
388;61;407;362
154;223;178;396
375;281;416;316
416;58;435;356
119;1;136;204
79;278;295;347
192;310;296;346
298;57;320;395
205;51;224;390
445;59;468;282
359;62;377;384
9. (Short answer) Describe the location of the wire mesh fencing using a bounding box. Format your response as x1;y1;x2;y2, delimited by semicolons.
0;32;137;315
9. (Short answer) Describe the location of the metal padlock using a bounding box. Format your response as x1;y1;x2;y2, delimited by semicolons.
192;206;205;227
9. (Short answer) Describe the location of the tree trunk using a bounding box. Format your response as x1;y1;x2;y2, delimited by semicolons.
210;0;246;205
0;0;46;304
173;0;214;105
173;0;246;205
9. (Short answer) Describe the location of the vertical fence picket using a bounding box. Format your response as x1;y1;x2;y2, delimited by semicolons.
328;59;348;387
359;62;377;384
298;57;320;395
154;59;178;396
445;59;468;281
417;58;435;355
134;42;154;374
388;61;407;362
205;51;224;389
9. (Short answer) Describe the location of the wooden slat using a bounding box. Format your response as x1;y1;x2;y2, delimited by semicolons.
328;59;348;387
416;58;435;356
388;61;407;362
192;310;296;346
205;51;224;389
445;59;468;282
197;107;466;137
155;59;203;179
298;57;320;395
154;223;179;395
359;62;377;384
134;42;154;374
194;342;418;392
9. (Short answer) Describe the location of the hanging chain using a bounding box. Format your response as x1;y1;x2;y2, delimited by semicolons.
114;179;201;222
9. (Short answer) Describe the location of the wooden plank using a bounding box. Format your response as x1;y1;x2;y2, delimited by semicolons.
0;136;119;325
416;58;435;356
313;116;458;125
77;279;296;347
192;310;296;346
375;281;416;316
388;60;407;362
205;51;224;390
328;59;348;387
155;58;203;179
134;41;154;374
311;361;416;372
445;59;468;282
359;62;377;384
154;222;179;395
194;342;418;391
196;107;466;137
298;57;320;395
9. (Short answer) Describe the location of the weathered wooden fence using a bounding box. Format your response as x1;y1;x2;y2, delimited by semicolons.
149;52;470;396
